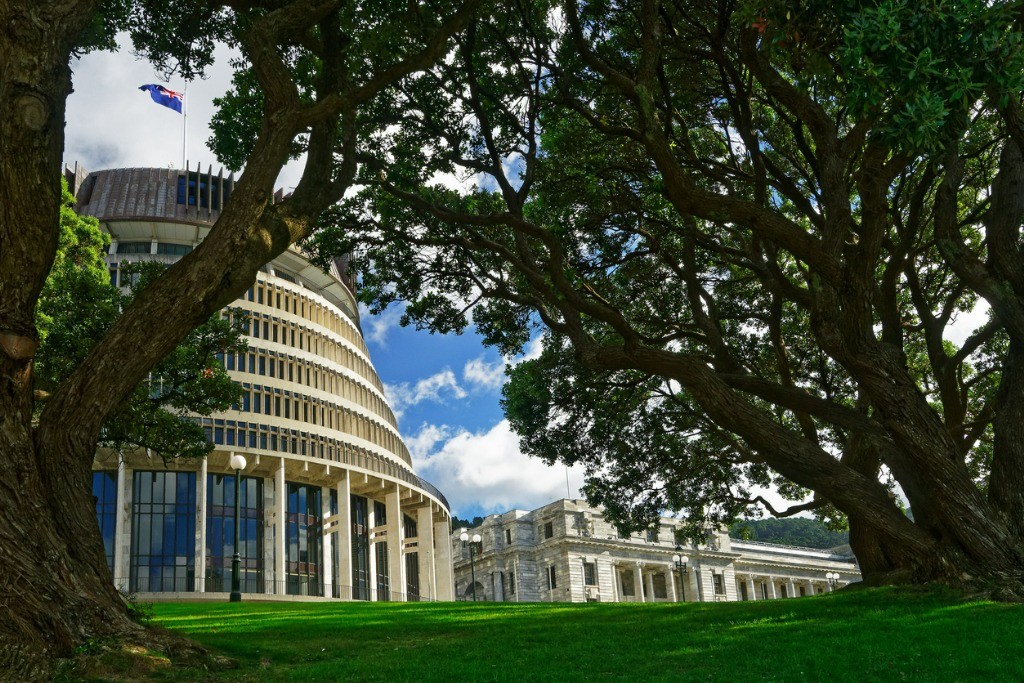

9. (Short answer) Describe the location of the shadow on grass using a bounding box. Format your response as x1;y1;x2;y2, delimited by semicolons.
148;588;1024;682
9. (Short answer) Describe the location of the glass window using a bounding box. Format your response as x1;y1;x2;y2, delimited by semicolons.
156;242;193;256
92;471;118;574
351;495;370;600
285;482;322;596
543;521;553;539
583;561;597;586
375;538;390;600
205;475;264;593
713;574;726;595
116;241;151;254
548;565;557;589
129;471;196;592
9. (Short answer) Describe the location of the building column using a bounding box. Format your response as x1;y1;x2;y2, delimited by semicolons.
747;577;758;601
336;472;352;599
263;472;275;594
633;564;645;603
826;579;834;593
367;500;378;601
194;457;207;592
433;517;454;600
645;569;656;602
114;460;132;590
786;578;797;598
768;578;778;599
417;505;436;601
666;566;678;602
385;484;406;601
274;458;286;595
321;484;333;598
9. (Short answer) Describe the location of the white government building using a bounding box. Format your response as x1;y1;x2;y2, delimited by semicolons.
71;164;454;602
452;499;860;603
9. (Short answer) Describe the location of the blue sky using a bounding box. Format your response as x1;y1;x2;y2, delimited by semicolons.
64;39;586;518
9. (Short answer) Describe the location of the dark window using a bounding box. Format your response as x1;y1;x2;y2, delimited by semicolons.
548;565;557;589
374;500;387;527
583;561;597;586
713;574;725;595
508;572;516;594
543;521;553;539
129;471;196;592
205;474;263;593
646;527;660;543
504;528;512;545
375;538;390;600
93;471;118;574
286;482;323;596
116;241;151;254
351;495;370;600
156;242;193;256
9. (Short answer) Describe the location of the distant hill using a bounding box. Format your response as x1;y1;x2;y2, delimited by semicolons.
452;516;485;531
730;518;849;550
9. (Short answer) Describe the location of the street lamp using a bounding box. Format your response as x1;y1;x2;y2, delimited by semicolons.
672;545;690;602
825;572;840;590
229;452;247;603
459;530;482;601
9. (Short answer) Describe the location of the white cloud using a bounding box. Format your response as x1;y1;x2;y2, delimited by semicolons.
384;369;466;419
410;419;585;517
462;356;506;391
361;303;403;348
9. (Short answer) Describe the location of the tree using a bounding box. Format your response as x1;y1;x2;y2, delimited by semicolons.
327;0;1024;596
0;0;480;676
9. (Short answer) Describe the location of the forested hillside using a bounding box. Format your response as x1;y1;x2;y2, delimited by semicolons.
731;519;849;550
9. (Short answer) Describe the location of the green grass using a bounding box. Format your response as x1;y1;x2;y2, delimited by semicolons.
137;588;1023;682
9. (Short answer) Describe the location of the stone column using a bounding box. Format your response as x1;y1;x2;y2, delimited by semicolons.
114;460;131;591
194;457;207;592
433;517;454;600
768;578;778;599
385;484;406;601
416;505;436;601
786;578;797;598
645;569;656;602
274;458;286;595
633;564;645;603
826;580;834;593
263;473;275;594
747;577;758;601
367;500;378;601
321;484;333;598
336;472;352;598
687;568;701;602
666;567;678;602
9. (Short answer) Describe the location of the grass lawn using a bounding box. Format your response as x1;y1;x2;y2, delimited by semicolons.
92;588;1024;681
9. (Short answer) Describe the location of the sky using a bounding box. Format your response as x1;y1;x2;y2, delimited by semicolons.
64;40;585;520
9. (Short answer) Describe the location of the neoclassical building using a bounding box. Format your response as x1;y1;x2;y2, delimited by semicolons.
69;163;454;602
452;499;859;603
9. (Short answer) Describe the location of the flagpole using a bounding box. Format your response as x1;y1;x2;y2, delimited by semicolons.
182;86;188;169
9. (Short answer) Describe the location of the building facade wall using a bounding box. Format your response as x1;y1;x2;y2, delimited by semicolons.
452;500;860;603
74;165;453;602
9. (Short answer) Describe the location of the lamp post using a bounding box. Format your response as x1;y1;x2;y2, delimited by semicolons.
825;572;839;591
459;530;482;601
229;453;247;603
671;545;689;602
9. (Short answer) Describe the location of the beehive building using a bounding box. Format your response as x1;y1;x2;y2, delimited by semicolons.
70;164;454;602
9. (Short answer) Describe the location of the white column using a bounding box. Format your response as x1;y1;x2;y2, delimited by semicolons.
787;578;797;598
274;458;286;595
367;500;378;601
645;569;656;602
687;568;701;602
194;457;207;592
633;564;645;602
768;578;778;599
114;461;131;590
433;517;454;600
385;485;406;601
263;473;275;594
826;580;834;593
610;565;620;602
747;577;758;601
321;484;333;598
417;505;436;601
666;566;678;602
336;472;352;599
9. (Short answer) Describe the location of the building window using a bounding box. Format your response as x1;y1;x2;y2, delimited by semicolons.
375;538;390;600
780;583;788;598
156;242;193;256
543;521;553;539
504;528;512;545
646;527;660;543
583;561;597;586
351;495;370;600
404;514;419;601
547;565;557;589
285;482;322;596
205;474;263;593
653;573;668;599
508;571;516;595
116;241;151;254
130;471;196;592
713;574;725;595
92;471;118;574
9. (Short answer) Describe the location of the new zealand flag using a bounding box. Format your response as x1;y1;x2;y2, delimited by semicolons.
138;84;184;113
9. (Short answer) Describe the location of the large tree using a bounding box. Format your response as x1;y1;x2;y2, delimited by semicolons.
326;0;1024;595
0;0;479;676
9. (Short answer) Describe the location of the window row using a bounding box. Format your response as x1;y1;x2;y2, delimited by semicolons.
222;381;407;463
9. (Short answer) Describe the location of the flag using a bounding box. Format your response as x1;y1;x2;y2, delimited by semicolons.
138;84;184;113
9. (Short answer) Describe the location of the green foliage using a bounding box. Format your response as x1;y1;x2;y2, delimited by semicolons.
451;515;485;530
730;517;850;549
35;188;246;460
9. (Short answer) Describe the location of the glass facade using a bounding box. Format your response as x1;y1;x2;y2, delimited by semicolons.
404;515;419;601
130;471;196;592
374;501;390;600
351;495;370;600
205;474;264;593
92;471;118;574
286;482;322;595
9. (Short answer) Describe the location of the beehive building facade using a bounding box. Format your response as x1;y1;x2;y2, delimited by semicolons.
72;164;453;602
